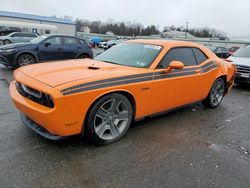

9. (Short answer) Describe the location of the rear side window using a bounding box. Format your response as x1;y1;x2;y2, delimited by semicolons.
192;48;207;64
44;37;62;45
158;47;197;68
64;37;78;45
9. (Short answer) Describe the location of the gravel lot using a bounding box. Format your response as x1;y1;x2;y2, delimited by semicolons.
0;56;250;188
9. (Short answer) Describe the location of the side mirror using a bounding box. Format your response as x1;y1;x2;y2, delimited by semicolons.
44;42;51;47
169;61;184;70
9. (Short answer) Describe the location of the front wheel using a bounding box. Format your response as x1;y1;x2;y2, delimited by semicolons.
3;39;11;45
17;54;35;67
202;78;225;108
86;93;133;145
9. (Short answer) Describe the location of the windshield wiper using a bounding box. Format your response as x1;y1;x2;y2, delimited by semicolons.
101;60;120;65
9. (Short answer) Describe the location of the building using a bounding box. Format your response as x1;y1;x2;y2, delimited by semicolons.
0;11;76;35
80;26;91;33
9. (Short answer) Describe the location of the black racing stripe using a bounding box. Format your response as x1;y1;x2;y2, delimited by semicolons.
154;70;197;80
202;64;218;73
63;76;153;96
63;70;198;96
61;72;154;92
62;62;217;96
201;61;217;69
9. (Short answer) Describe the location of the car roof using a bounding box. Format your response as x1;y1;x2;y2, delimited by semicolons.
42;34;83;40
126;39;204;48
10;32;37;34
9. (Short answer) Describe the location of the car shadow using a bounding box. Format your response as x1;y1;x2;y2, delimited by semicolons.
234;83;250;91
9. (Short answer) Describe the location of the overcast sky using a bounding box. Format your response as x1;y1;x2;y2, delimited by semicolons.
1;0;250;37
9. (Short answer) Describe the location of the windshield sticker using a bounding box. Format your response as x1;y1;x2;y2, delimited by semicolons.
144;45;161;50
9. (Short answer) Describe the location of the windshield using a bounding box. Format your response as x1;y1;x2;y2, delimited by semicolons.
30;35;48;44
95;43;162;68
233;46;250;58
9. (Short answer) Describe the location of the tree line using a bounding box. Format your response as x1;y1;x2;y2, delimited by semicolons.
75;18;227;39
75;19;160;36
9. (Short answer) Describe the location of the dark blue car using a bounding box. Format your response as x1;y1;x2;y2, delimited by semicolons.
0;35;93;67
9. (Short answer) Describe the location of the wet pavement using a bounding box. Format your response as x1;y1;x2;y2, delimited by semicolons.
0;61;250;188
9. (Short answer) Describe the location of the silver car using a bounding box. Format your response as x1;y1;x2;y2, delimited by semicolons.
0;32;38;45
227;45;250;84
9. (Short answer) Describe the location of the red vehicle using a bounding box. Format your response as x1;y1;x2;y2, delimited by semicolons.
228;46;240;56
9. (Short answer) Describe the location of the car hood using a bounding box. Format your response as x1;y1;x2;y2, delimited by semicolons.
228;56;250;66
0;42;30;50
17;59;146;88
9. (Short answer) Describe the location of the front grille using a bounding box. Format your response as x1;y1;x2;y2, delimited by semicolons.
236;65;250;74
16;82;54;108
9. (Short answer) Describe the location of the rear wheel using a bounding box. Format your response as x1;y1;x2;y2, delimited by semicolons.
77;54;89;59
202;78;225;108
17;54;35;67
86;93;133;145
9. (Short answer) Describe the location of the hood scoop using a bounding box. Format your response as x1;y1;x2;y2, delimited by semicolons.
87;66;100;70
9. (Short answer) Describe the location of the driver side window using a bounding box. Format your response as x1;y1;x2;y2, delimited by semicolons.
44;37;62;46
157;47;197;68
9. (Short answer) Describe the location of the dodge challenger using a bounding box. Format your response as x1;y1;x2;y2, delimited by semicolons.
9;40;236;145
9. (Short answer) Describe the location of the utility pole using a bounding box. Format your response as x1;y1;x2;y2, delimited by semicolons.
133;19;136;38
185;21;189;39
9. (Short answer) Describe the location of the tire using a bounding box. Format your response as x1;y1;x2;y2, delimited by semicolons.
86;93;133;145
202;78;225;108
77;54;89;59
17;54;36;67
3;39;11;45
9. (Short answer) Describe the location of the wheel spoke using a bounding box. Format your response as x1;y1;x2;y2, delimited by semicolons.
110;122;120;137
96;121;108;138
96;108;108;118
115;111;129;120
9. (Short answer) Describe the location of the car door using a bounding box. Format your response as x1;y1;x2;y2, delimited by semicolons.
38;36;63;61
20;33;30;43
61;37;81;59
150;47;204;114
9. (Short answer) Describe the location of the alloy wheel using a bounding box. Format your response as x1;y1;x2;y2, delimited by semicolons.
210;80;225;106
94;98;129;140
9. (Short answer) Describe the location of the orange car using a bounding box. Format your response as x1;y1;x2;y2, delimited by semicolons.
9;40;236;145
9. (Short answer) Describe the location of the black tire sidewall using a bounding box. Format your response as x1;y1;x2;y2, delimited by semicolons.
86;93;133;145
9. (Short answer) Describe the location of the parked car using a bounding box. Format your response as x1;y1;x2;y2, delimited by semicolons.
89;37;103;47
0;35;93;67
103;39;125;49
0;27;22;36
98;41;108;49
227;45;250;84
9;40;235;145
209;46;229;58
0;32;38;45
228;46;240;56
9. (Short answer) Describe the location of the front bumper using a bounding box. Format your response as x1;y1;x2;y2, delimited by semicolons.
235;73;250;84
20;112;66;140
9;80;83;138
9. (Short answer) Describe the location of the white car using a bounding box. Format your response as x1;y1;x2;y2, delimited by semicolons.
228;45;250;84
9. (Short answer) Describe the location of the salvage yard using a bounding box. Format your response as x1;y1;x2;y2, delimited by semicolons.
0;62;250;187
